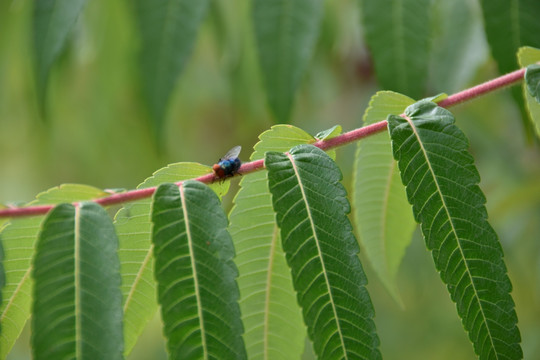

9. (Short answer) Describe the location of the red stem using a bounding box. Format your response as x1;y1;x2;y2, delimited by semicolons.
0;67;527;218
437;67;526;108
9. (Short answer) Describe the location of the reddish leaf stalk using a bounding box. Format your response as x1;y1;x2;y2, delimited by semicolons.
0;67;527;219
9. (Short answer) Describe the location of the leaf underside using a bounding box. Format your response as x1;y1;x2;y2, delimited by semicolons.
228;125;314;359
33;0;86;108
134;0;210;139
388;100;522;360
253;0;324;123
266;144;381;359
353;91;416;305
361;0;430;99
151;182;246;359
32;202;123;359
0;185;107;359
480;0;540;139
429;0;487;94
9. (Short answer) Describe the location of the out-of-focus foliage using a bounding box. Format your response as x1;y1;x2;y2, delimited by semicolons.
1;0;539;359
480;0;540;140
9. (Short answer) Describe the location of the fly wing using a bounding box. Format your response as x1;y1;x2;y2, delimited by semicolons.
221;145;241;160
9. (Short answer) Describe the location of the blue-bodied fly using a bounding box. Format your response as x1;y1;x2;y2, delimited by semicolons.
213;145;242;179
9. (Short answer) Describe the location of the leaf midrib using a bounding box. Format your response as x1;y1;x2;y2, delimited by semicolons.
404;115;497;355
179;184;208;359
155;0;180;98
287;152;348;359
74;206;82;359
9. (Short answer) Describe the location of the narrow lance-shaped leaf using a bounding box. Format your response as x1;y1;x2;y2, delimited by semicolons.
33;0;87;109
388;100;522;359
134;0;210;141
353;91;416;305
361;0;430;99
0;184;108;359
151;182;246;359
480;0;540;140
266;144;381;359
253;0;324;123
480;0;540;75
429;0;487;93
115;163;227;356
229;125;314;359
32;202;123;359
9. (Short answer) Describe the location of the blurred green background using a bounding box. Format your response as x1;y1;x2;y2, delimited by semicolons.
1;0;539;359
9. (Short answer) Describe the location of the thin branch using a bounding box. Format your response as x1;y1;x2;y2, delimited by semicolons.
0;67;527;219
437;67;526;108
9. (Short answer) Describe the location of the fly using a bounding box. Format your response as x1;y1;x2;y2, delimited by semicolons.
213;145;242;179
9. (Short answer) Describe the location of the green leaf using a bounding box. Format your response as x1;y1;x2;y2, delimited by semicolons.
115;163;226;357
229;125;313;359
388;100;522;359
480;0;540;75
266;144;381;359
0;184;107;359
361;0;430;99
134;0;210;140
517;47;540;139
0;237;4;335
314;125;342;141
429;0;487;93
32;202;123;359
480;0;540;140
353;91;416;305
33;0;87;108
525;64;540;103
0;207;8;336
253;0;324;123
151;182;246;359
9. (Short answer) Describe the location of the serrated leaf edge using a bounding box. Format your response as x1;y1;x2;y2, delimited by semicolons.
286;152;347;354
179;182;207;357
402;113;496;351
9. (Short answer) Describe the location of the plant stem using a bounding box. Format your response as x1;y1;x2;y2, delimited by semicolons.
437;67;526;108
0;67;527;218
